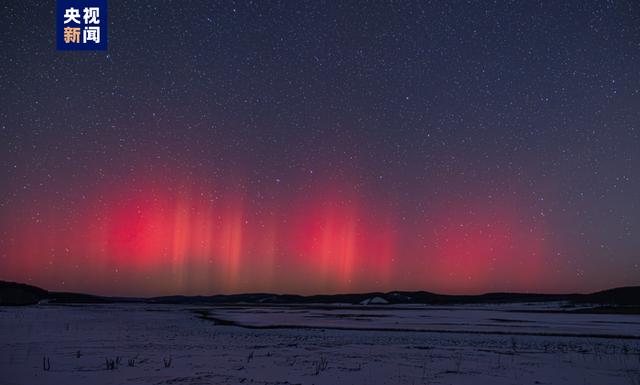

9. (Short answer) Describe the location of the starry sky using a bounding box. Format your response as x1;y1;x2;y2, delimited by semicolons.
1;1;639;296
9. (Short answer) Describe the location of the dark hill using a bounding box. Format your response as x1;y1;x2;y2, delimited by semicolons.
148;287;640;307
0;281;117;305
575;286;640;306
2;280;639;307
0;281;48;305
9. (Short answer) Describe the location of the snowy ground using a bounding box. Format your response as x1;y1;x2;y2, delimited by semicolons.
1;303;639;385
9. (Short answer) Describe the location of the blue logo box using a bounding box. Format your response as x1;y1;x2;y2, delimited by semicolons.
57;0;108;51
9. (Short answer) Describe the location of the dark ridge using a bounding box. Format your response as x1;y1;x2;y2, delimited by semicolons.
0;281;48;305
1;280;639;308
47;291;114;304
571;286;640;306
145;287;640;307
0;281;126;305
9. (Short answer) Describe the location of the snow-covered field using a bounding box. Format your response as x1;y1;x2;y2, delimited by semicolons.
1;303;639;385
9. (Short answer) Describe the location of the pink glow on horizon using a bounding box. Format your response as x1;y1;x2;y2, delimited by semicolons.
0;176;559;296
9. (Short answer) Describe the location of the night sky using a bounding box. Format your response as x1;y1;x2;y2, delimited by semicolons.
1;1;639;296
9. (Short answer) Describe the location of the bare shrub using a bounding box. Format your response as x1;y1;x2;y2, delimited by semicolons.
105;358;116;370
313;355;328;375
